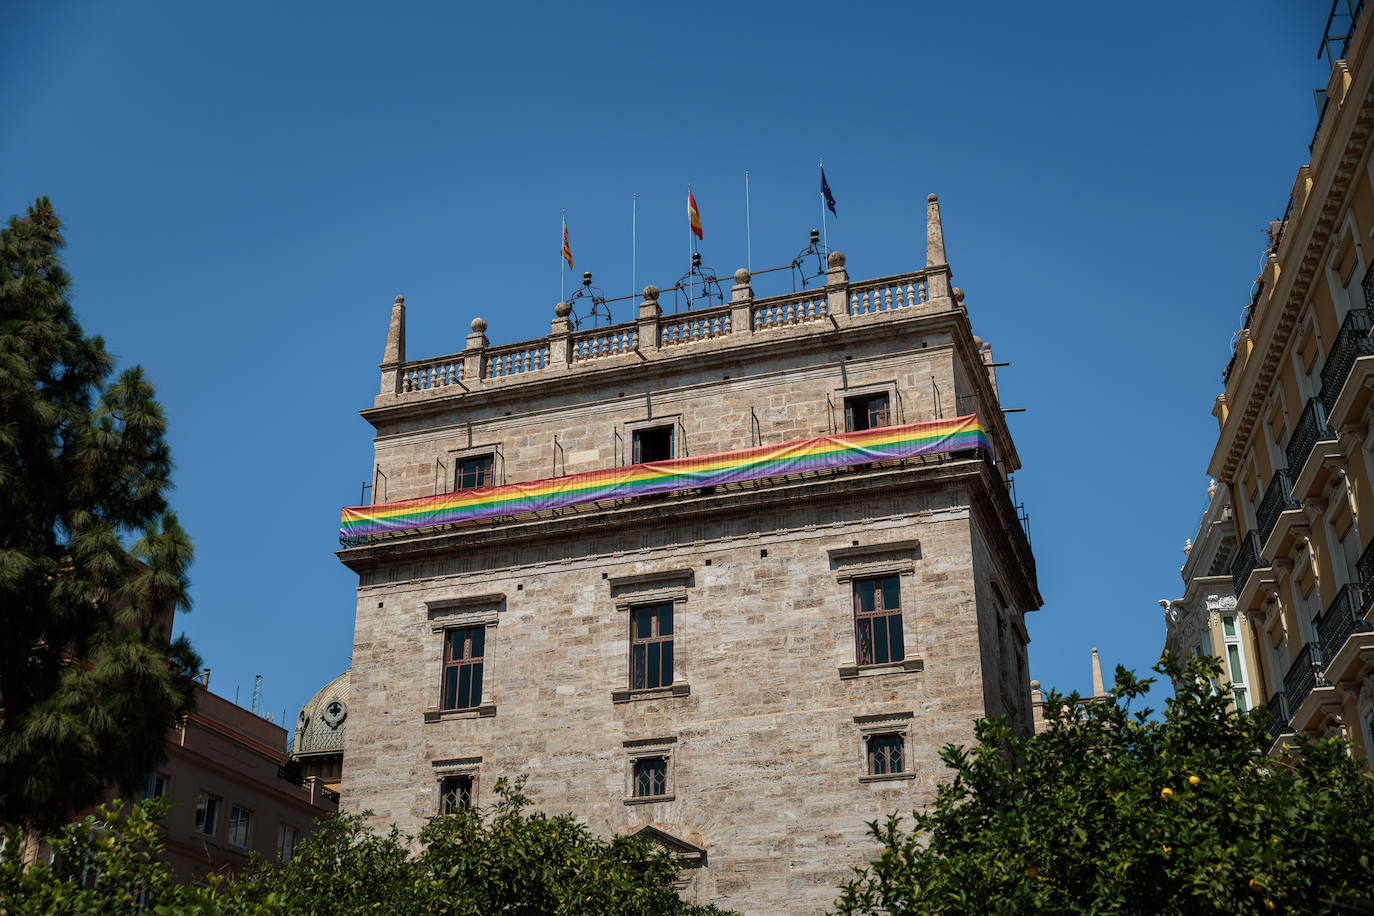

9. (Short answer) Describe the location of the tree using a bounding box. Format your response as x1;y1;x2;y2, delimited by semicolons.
0;197;201;841
835;654;1374;915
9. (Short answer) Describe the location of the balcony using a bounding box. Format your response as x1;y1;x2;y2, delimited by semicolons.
1284;397;1337;477
1318;308;1374;414
1358;537;1374;613
1255;468;1300;547
1265;690;1292;745
1281;642;1328;716
1316;582;1371;665
1230;529;1267;593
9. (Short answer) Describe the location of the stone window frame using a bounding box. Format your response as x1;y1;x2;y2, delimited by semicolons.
424;594;504;722
830;380;900;433
432;756;482;813
446;443;504;492
830;541;924;679
610;570;693;703
623;414;685;464
623;736;677;805
855;711;916;784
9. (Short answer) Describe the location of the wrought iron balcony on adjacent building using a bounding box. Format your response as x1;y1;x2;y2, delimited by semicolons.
1256;468;1300;546
1316;582;1371;665
1265;690;1292;745
1281;641;1328;715
1318;307;1374;414
1230;529;1267;593
1358;537;1374;614
1284;397;1337;476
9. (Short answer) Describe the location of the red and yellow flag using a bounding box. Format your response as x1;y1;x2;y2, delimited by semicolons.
561;218;573;269
688;191;703;240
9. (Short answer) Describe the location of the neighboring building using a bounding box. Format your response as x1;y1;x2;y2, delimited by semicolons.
336;195;1041;914
141;678;338;880
1177;1;1374;757
291;669;349;794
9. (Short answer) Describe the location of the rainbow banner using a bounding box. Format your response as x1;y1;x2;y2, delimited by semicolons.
340;414;989;540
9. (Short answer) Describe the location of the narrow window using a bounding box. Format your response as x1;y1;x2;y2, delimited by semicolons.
867;733;905;775
633;425;674;463
456;455;494;491
844;393;891;432
632;757;668;797
194;794;220;837
441;627;486;710
278;825;299;862
630;602;674;690
228;806;253;848
142;773;167;800
439;775;474;813
1221;614;1248;712
854;575;904;666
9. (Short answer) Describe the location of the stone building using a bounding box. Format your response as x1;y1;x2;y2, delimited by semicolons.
1172;0;1374;756
336;195;1041;914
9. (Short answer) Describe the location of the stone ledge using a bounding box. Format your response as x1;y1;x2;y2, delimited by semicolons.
838;659;924;680
623;793;676;806
422;704;496;723
859;771;917;785
612;683;691;704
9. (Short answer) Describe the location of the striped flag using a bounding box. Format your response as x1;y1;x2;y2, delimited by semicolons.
688;191;703;240
561;216;573;269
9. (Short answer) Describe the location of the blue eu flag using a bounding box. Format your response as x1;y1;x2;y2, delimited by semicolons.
821;167;837;216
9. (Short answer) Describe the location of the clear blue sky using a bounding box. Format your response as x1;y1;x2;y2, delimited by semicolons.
1;2;1332;728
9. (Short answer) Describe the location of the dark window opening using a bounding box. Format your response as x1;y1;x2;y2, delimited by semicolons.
142;773;167;800
633;757;668;797
633;426;675;463
631;603;674;690
867;733;905;775
844;393;891;432
440;775;473;813
442;627;486;710
854;575;904;666
456;455;494;491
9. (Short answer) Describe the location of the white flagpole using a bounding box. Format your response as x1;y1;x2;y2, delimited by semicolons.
632;193;637;299
687;183;693;312
561;210;566;303
819;157;828;253
745;170;752;273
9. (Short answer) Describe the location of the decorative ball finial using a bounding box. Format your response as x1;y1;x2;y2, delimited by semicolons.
952;287;965;303
1030;679;1041;691
928;193;938;203
394;295;405;305
734;268;750;284
554;301;572;318
470;317;487;334
643;285;660;301
972;335;984;348
827;251;845;268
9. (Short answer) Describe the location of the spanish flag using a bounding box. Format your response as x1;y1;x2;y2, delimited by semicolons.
688;191;703;240
561;215;573;269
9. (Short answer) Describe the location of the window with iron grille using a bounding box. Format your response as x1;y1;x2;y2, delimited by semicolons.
439;775;473;813
867;733;904;775
854;575;904;666
441;627;485;710
631;603;674;689
456;455;494;491
633;425;674;463
844;393;891;432
632;757;668;797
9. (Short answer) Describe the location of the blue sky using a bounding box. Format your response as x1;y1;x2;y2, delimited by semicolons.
1;2;1333;728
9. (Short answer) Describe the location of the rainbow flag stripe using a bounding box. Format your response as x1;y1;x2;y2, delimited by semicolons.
340;414;989;539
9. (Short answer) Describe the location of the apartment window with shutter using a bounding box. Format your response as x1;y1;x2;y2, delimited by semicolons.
854;575;904;666
456;455;494;491
631;603;674;690
278;825;299;862
142;773;168;800
441;627;485;711
194;793;220;837
228;806;253;848
1221;614;1249;712
633;426;674;463
844;393;891;432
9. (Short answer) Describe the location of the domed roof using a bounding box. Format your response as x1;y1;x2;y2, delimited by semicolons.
293;668;350;756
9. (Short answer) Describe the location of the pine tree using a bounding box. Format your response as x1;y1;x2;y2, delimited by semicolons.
0;197;201;842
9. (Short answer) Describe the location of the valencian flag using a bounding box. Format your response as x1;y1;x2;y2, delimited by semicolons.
821;167;837;216
561;215;573;269
688;190;703;240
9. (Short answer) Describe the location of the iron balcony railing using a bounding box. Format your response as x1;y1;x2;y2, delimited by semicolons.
1266;690;1292;743
1284;397;1337;475
1318;307;1374;413
1255;468;1300;546
1231;529;1267;593
1317;582;1370;664
1358;537;1374;613
1282;641;1328;714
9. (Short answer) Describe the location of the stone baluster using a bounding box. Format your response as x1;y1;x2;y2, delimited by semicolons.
730;268;753;334
463;317;488;382
638;286;662;351
549;302;574;368
825;251;849;316
379;294;406;396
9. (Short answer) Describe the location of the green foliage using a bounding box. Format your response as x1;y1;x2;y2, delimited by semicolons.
834;654;1374;915
0;197;201;835
0;778;734;915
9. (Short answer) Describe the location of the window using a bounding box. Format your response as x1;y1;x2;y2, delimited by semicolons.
194;794;220;837
866;733;905;776
456;455;493;491
228;806;252;848
1221;614;1248;712
441;627;485;710
631;603;674;690
844;393;890;432
278;825;299;862
854;575;904;666
632;757;669;797
142;773;167;800
633;425;674;463
439;775;473;813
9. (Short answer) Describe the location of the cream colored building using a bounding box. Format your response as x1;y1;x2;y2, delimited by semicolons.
1174;2;1374;755
335;196;1041;914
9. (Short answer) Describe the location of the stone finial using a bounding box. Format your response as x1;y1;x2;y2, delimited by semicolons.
734;268;750;284
827;251;845;268
952;287;965;304
731;268;754;304
1091;648;1105;698
643;285;660;302
554;301;572;318
382;294;406;366
972;335;983;348
1030;679;1043;702
926;193;946;267
471;317;487;334
465;316;488;350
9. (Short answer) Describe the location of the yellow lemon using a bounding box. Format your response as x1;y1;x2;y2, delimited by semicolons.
1188;775;1200;787
1265;902;1275;912
1161;845;1171;854
1249;879;1259;891
1161;787;1173;798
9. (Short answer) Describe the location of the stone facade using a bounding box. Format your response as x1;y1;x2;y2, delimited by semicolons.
337;196;1041;914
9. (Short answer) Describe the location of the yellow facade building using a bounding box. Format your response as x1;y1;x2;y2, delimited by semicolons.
1168;1;1374;756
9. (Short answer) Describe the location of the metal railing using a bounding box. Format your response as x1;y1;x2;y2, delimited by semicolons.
1256;469;1300;546
1266;690;1292;743
1284;397;1337;475
1317;582;1370;663
1358;537;1374;612
1318;307;1374;413
1231;529;1267;592
1282;642;1328;713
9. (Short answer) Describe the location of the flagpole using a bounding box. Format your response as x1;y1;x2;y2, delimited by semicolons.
687;183;693;313
632;193;637;299
819;158;828;253
745;170;752;273
561;210;566;303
